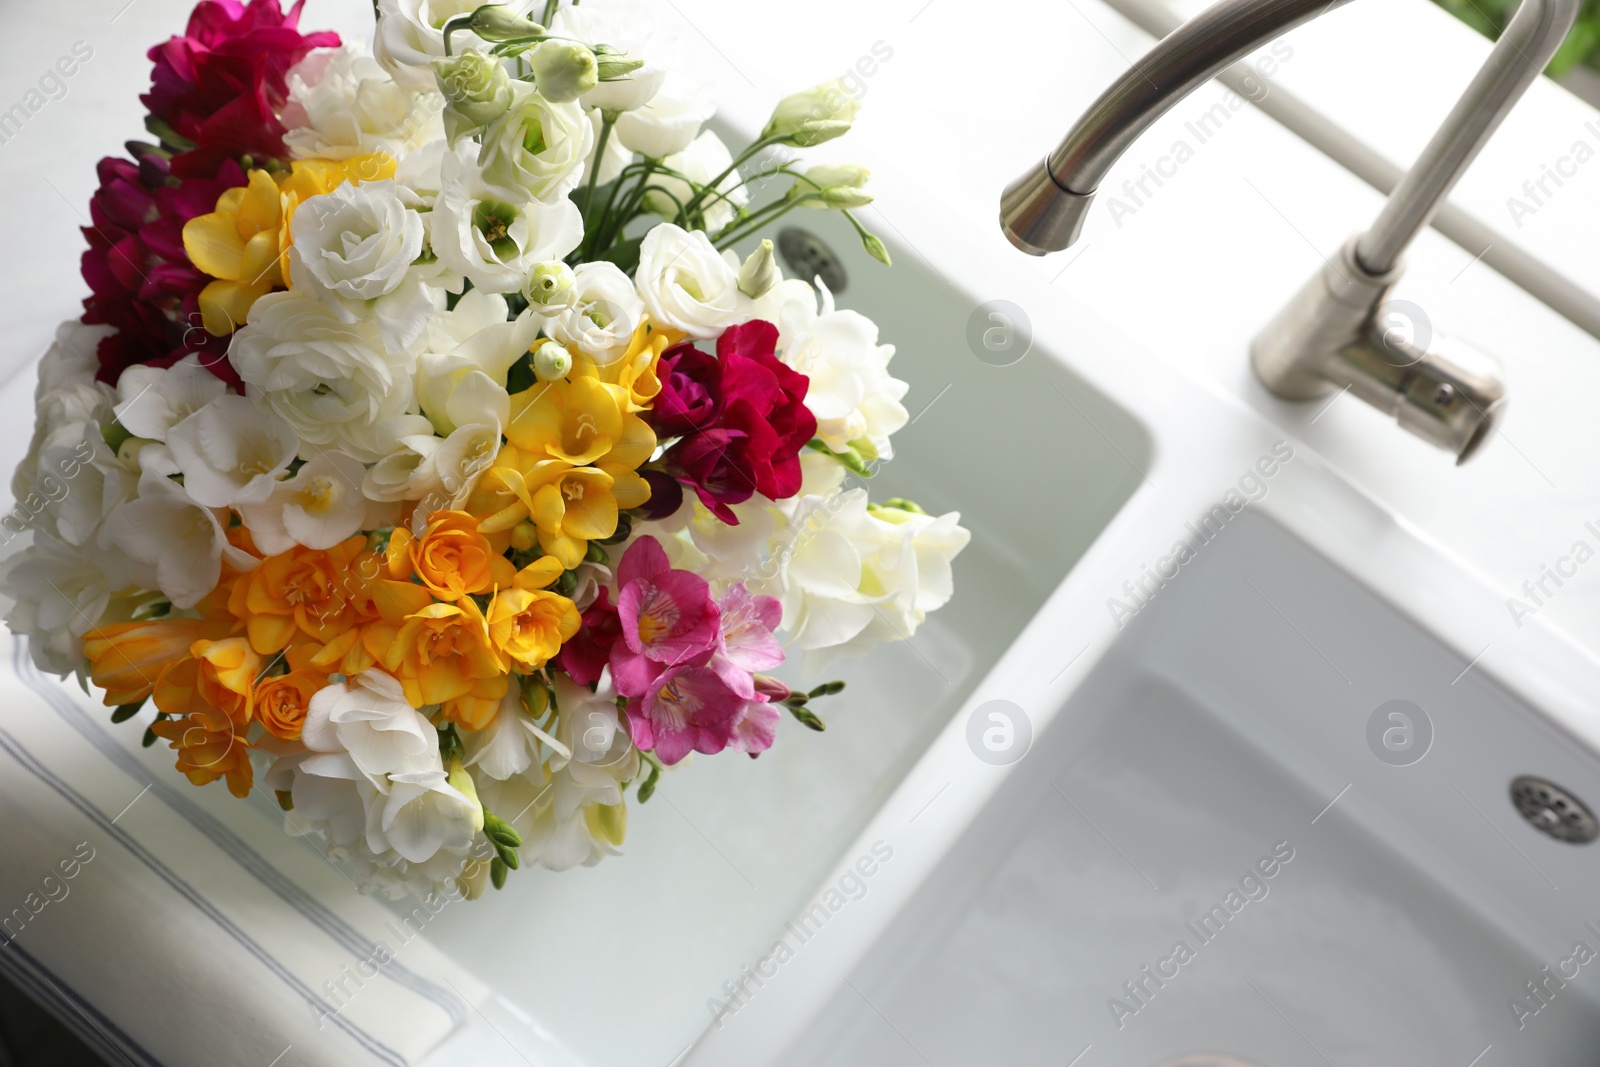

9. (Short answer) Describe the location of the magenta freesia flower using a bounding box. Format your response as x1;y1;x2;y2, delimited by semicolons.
144;0;338;178
611;536;787;763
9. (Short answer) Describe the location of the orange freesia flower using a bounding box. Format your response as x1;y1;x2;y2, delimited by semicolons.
231;537;378;654
367;580;506;716
83;616;231;706
486;559;580;672
147;637;263;798
387;511;515;600
255;668;324;742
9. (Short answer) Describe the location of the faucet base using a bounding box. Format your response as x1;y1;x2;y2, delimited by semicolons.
1251;238;1506;463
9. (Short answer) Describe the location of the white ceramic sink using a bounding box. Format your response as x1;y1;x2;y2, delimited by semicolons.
415;224;1152;1067
782;509;1600;1065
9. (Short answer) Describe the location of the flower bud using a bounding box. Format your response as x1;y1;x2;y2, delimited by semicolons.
447;757;486;833
533;340;573;381
737;239;781;298
790;164;874;209
528;39;599;104
467;5;544;42
762;80;860;144
752;674;793;702
593;44;645;82
433;52;516;143
525;260;576;310
510;520;538;551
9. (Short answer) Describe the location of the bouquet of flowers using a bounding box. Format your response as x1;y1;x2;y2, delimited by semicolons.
1;0;969;900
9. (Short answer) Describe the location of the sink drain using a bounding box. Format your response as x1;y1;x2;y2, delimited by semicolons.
776;227;848;294
1157;1057;1262;1067
1511;776;1599;844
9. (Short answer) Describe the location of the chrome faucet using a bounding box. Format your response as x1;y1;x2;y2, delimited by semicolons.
1000;0;1579;462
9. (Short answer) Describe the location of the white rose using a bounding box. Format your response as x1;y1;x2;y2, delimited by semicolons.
166;395;298;508
614;89;715;159
374;0;542;92
773;281;909;459
230;292;433;463
288;180;435;354
300;669;441;789
544;261;644;365
478;83;593;204
633;223;740;339
431;140;584;293
642;130;747;234
283;43;443;161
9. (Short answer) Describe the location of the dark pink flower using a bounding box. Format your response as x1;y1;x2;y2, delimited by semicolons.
628;665;751;765
557;587;623;687
708;583;784;698
143;0;338;179
610;536;720;696
656;321;817;524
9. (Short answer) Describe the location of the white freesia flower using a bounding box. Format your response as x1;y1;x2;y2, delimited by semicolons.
35;320;104;394
239;452;393;555
165;395;298;508
463;685;567;781
365;769;479;864
100;469;256;609
642;130;747;234
112;357;226;443
300;669;440;789
634;223;740;339
374;0;542;92
479;83;593;204
363;420;499;511
545;261;645;365
230;292;433;463
416;289;539;436
615;89;715;159
762;484;970;659
12;374;128;548
0;529;120;674
283;43;443;161
772;280;909;459
288;180;434;354
431;141;584;293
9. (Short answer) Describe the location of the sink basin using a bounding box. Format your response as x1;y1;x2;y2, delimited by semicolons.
415;223;1151;1067
782;509;1600;1066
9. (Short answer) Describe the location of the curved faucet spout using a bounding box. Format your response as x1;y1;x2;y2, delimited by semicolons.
999;0;1580;463
1001;0;1578;257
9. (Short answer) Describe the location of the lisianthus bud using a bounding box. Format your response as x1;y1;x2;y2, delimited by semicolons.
762;80;860;145
790;164;874;209
528;39;599;104
738;239;781;298
593;44;645;82
533;340;573;381
525;260;576;310
433;52;516;143
467;5;544;42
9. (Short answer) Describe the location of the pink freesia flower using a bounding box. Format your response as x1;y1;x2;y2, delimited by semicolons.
610;536;720;697
727;702;780;758
709;583;784;698
629;665;744;765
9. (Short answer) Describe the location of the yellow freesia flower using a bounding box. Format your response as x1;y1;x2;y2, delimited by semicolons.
182;153;396;336
471;379;655;567
568;320;680;413
486;558;580;672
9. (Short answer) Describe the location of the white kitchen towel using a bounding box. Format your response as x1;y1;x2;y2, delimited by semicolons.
0;632;487;1067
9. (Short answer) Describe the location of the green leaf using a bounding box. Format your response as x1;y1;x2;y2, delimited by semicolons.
110;701;145;724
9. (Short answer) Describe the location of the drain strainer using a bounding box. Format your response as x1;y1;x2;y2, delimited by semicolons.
1157;1057;1262;1067
776;227;848;294
1511;776;1599;844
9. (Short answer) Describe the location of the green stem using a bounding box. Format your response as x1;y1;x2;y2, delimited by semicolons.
581;115;617;257
542;0;560;25
680;132;791;220
714;195;818;249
